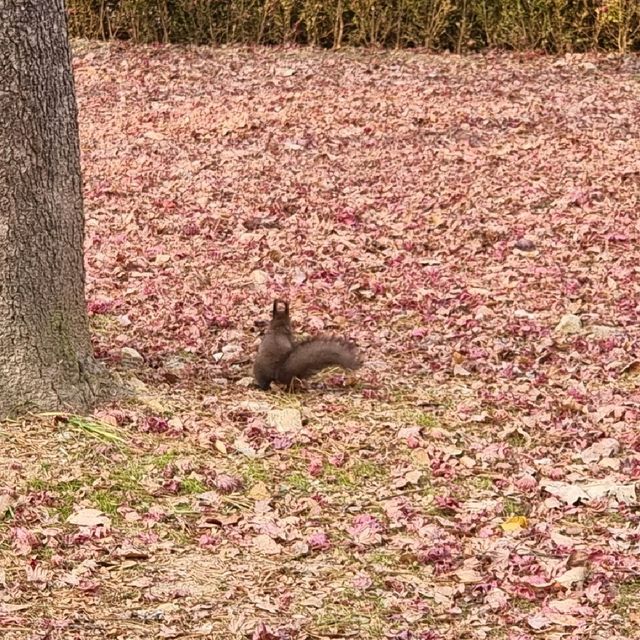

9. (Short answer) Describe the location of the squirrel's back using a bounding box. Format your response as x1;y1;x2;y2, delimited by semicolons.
253;300;294;389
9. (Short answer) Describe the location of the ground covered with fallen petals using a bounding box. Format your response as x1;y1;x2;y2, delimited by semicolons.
1;42;640;640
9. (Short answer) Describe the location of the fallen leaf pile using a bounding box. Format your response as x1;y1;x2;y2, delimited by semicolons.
0;43;639;639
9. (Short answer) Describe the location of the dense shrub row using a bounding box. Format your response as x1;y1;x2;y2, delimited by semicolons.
68;0;640;52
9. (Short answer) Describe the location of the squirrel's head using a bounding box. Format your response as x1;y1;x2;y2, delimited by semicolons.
272;299;290;318
269;299;291;330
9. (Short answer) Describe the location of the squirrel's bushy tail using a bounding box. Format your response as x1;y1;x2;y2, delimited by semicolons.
278;338;361;384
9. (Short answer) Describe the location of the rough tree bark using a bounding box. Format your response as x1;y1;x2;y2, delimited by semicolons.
0;0;102;415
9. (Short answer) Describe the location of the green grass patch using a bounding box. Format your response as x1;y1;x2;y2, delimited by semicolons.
92;489;122;515
416;412;439;429
26;477;48;491
502;497;527;516
111;462;145;492
615;578;640;614
350;460;385;480
472;475;494;491
367;550;400;567
242;459;272;484
180;477;207;494
284;471;313;492
150;451;179;469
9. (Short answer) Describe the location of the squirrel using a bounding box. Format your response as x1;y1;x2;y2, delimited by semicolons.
253;300;362;390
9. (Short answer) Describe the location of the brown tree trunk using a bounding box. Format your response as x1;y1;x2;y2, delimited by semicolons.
0;0;102;415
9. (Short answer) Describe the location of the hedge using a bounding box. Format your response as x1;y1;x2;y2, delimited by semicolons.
68;0;640;52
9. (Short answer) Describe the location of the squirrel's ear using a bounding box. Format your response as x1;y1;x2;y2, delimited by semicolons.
272;300;278;316
284;301;289;315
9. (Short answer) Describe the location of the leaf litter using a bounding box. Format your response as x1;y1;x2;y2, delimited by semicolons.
1;42;639;639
